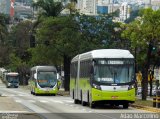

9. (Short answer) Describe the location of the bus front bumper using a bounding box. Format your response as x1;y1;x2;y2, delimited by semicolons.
35;87;58;94
92;88;135;103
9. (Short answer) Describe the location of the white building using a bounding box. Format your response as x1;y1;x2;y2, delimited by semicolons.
77;0;97;15
119;2;131;22
77;0;115;15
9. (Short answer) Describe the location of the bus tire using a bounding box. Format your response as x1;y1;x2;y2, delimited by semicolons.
123;103;129;109
72;90;74;99
32;91;35;95
89;93;95;108
74;99;79;104
82;101;87;106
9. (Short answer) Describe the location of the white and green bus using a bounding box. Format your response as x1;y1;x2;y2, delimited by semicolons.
29;66;59;96
70;49;136;108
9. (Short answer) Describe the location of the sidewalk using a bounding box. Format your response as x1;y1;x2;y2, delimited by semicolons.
132;95;160;113
0;96;41;119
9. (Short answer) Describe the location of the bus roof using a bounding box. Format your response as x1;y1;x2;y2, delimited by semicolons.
72;49;134;62
6;72;19;76
31;66;57;72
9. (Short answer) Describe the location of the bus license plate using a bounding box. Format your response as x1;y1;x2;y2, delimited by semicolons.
46;88;51;91
111;96;118;99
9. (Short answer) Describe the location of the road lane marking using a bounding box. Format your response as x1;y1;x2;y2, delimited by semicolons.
96;113;117;119
15;100;22;103
0;111;28;113
28;100;36;103
51;100;64;104
39;100;48;103
69;105;74;107
63;100;73;103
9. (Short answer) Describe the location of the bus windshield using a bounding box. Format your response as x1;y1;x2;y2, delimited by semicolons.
7;76;19;83
93;59;134;84
37;71;57;88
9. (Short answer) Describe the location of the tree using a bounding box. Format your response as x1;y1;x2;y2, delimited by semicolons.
9;21;33;60
34;15;82;91
34;12;126;90
77;14;127;50
122;8;160;100
0;13;10;67
0;13;9;45
32;0;64;17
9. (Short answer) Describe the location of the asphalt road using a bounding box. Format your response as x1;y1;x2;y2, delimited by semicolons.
0;81;159;119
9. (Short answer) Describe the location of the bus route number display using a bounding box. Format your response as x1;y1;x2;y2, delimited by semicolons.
98;60;124;64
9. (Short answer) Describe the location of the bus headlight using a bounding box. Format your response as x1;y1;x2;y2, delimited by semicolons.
128;84;135;90
92;84;101;90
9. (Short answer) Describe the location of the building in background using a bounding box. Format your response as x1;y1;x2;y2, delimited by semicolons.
97;0;113;14
151;0;160;10
77;0;97;15
119;2;130;22
14;0;33;20
0;0;33;21
0;0;10;15
76;0;118;15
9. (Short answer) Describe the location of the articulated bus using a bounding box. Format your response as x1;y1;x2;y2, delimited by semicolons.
29;66;59;95
4;72;19;88
70;49;136;108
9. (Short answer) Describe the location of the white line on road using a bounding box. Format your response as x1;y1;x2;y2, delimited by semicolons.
39;100;48;103
63;100;73;103
96;113;118;119
51;100;64;104
15;100;22;103
0;111;29;113
28;100;36;103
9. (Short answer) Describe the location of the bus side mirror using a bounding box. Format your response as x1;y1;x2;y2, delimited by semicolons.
57;73;61;80
34;73;37;79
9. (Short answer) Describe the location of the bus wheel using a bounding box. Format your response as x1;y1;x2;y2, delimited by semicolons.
72;90;74;99
81;99;87;106
123;103;129;109
74;99;79;104
89;94;95;108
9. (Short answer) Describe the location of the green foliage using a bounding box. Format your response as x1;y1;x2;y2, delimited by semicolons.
0;13;9;45
122;8;160;67
33;15;81;65
8;21;33;57
32;0;63;17
7;53;22;71
77;14;127;50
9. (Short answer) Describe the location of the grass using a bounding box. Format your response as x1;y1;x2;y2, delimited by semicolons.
134;99;153;107
57;90;69;96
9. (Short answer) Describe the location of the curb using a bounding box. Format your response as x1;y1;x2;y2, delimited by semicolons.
131;104;160;113
57;91;69;96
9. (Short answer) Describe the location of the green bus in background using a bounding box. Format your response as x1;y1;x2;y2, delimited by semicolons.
29;66;59;96
70;49;136;108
